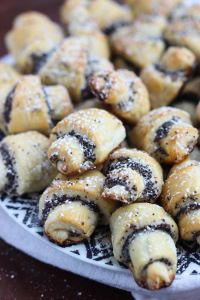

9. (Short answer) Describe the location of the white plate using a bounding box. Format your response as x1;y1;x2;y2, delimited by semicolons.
1;46;200;300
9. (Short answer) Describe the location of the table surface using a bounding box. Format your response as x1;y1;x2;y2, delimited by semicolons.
0;0;132;299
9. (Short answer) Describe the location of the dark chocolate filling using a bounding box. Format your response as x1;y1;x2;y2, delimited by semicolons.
42;194;100;223
4;85;16;125
31;52;51;74
154;116;180;143
68;130;96;164
0;143;18;194
104;21;131;35
105;157;158;201
176;202;200;220
121;223;173;263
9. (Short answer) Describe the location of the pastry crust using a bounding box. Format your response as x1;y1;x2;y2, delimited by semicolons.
0;63;20;85
0;74;73;135
164;15;200;61
125;0;182;17
5;11;64;73
103;148;163;204
0;131;56;195
131;107;199;164
161;160;200;244
89;69;150;124
60;0;110;59
110;20;165;69
39;37;113;102
110;203;178;290
61;0;132;36
48;108;126;175
88;0;132;34
141;47;196;108
39;170;117;245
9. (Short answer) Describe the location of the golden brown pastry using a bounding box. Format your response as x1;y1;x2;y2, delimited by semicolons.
141;47;196;108
39;37;113;102
0;131;56;196
164;9;200;61
39;170;117;245
5;11;64;73
61;0;132;36
0;74;73;135
88;0;132;34
132;14;167;36
48;108;126;175
124;0;182;17
60;0;98;35
89;69;150;124
131;107;199;164
110;203;178;290
103;148;163;204
60;0;110;59
0;63;20;134
110;17;165;69
0;63;20;86
161;160;200;244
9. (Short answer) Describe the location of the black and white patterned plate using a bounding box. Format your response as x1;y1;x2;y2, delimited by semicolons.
1;193;200;276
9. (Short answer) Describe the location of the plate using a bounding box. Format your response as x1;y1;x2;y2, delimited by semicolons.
1;54;200;300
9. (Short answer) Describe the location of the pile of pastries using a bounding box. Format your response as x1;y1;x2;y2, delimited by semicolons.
1;0;200;291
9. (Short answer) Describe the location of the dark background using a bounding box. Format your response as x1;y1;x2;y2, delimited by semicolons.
0;0;132;299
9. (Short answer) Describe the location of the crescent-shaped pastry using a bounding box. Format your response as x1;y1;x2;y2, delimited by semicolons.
39;37;113;102
161;159;200;245
89;69;150;124
0;131;56;196
39;170;117;245
103;148;163;204
164;7;200;61
131;107;199;164
141;47;196;108
110;17;165;69
61;0;132;36
48;108;126;175
60;0;110;59
5;11;64;73
110;203;178;290
0;74;73;135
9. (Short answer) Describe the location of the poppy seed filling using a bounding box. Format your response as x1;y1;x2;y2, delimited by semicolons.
0;143;18;194
121;223;173;263
106;157;159;201
42;194;100;224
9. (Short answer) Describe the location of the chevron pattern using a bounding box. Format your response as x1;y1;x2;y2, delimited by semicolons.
1;193;200;275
